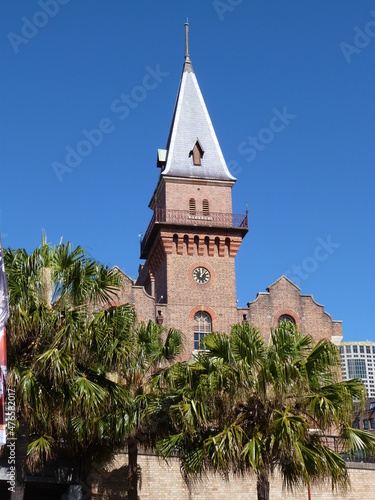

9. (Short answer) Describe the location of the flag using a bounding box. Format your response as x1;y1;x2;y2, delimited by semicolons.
0;235;9;445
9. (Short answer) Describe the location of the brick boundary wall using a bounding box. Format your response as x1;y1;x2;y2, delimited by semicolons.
92;450;375;499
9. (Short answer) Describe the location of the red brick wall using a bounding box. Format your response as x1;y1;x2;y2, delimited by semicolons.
134;172;247;358
154;257;167;303
111;267;155;324
159;229;242;359
164;178;233;214
247;276;343;344
136;177;341;357
117;272;342;358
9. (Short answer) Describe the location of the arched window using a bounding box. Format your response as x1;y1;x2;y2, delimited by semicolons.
202;199;209;216
278;314;295;324
194;312;211;350
189;198;196;215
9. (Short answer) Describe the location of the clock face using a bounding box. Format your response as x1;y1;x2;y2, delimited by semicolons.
193;267;210;284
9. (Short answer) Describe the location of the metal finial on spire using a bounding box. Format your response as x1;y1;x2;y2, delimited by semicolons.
184;21;190;62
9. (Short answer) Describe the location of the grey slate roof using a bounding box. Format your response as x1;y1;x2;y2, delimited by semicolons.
162;58;235;182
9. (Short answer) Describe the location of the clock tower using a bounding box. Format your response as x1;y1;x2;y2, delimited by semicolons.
136;24;248;357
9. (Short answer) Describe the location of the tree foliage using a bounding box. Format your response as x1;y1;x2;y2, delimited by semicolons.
4;236;183;473
157;322;375;498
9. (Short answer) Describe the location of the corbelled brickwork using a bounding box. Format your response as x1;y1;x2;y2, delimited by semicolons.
134;163;247;358
145;227;243;358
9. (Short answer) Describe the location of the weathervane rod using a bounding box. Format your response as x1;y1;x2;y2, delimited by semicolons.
184;20;190;62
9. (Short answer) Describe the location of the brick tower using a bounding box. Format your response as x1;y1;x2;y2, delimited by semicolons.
136;24;248;357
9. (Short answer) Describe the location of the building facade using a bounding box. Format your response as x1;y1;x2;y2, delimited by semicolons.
115;25;343;357
353;398;375;435
340;341;375;398
246;276;343;345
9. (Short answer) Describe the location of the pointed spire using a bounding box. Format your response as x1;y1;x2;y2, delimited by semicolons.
183;21;193;73
161;22;235;182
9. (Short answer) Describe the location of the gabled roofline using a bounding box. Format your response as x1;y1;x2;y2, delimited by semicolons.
247;275;342;324
266;275;301;292
111;265;135;284
190;137;204;154
111;265;155;301
299;293;342;323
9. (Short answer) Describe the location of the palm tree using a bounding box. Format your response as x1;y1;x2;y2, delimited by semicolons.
111;320;183;500
4;235;125;498
85;314;183;499
157;321;375;500
4;235;184;499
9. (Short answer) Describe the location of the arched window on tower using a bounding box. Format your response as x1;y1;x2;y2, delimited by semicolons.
202;199;209;216
189;198;196;215
194;311;212;350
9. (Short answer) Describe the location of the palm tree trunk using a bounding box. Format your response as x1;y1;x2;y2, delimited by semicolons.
127;438;138;500
257;471;270;500
10;415;29;500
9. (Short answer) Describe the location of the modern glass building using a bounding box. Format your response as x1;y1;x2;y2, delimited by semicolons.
340;341;375;398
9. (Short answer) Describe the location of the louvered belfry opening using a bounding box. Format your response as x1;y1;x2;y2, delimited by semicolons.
202;199;209;216
189;198;196;215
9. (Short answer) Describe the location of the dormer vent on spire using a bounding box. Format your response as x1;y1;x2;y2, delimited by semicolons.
189;139;204;166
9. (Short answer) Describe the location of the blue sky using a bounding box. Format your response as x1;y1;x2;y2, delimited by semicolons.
1;1;374;342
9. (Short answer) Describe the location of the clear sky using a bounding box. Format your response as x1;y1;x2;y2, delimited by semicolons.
1;1;374;342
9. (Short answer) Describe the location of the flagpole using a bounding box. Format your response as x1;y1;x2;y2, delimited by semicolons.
0;233;10;445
